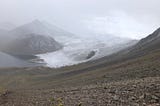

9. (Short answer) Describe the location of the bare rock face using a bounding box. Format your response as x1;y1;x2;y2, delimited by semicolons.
2;33;63;55
86;51;96;59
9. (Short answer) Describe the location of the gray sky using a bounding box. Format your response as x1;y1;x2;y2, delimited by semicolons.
0;0;160;39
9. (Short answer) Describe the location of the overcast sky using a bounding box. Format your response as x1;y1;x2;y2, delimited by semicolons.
0;0;159;39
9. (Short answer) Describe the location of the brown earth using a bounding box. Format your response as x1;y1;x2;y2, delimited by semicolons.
0;49;160;105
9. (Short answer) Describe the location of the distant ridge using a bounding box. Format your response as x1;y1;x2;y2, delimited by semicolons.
106;27;160;61
74;27;160;71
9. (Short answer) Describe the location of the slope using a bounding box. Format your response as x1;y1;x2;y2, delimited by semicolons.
0;28;160;106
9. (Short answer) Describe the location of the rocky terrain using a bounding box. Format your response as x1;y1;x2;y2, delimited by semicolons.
1;77;159;106
0;47;159;106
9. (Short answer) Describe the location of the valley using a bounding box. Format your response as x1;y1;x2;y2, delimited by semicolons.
0;27;160;105
0;0;160;105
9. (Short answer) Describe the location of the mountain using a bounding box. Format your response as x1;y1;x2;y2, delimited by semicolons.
112;27;160;60
129;27;160;54
10;20;52;37
2;33;62;55
0;20;65;55
10;20;76;43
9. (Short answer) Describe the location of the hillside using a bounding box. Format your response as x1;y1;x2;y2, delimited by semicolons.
130;27;160;54
2;33;62;55
77;27;160;70
0;42;159;106
0;28;159;105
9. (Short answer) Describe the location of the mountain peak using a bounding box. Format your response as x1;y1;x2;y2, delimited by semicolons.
25;19;45;28
30;19;42;25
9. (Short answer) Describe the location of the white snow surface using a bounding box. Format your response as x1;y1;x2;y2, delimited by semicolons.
38;35;135;68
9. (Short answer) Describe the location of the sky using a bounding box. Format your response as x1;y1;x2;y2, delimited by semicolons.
0;0;160;39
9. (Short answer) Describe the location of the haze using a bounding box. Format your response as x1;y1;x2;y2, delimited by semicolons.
0;0;160;39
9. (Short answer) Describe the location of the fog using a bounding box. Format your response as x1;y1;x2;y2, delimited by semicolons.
0;0;159;39
0;0;159;67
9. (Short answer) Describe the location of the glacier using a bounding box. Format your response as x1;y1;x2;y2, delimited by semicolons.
38;34;137;68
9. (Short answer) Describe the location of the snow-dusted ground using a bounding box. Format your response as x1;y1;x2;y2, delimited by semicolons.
38;35;136;68
38;37;97;68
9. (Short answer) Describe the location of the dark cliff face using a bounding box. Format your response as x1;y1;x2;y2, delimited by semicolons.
2;33;63;55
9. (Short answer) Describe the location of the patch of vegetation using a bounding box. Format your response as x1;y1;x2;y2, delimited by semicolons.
50;97;64;106
78;102;82;106
0;87;7;95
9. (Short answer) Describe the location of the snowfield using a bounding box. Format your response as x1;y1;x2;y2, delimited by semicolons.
38;35;136;68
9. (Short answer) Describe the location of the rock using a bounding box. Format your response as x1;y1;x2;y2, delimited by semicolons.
129;96;136;101
86;51;96;59
113;95;119;101
104;87;107;89
108;89;116;94
151;95;159;103
139;94;145;99
132;103;140;106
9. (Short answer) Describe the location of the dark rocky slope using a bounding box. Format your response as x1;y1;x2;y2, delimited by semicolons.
87;27;160;68
0;20;66;56
2;33;62;55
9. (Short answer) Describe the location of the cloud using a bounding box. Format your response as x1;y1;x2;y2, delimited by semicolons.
83;11;159;39
0;0;159;39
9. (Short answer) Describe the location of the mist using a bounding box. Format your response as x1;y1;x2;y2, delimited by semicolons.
0;0;159;39
0;0;159;67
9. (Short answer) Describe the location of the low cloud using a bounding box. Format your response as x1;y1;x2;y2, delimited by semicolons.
0;0;159;39
83;11;159;39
